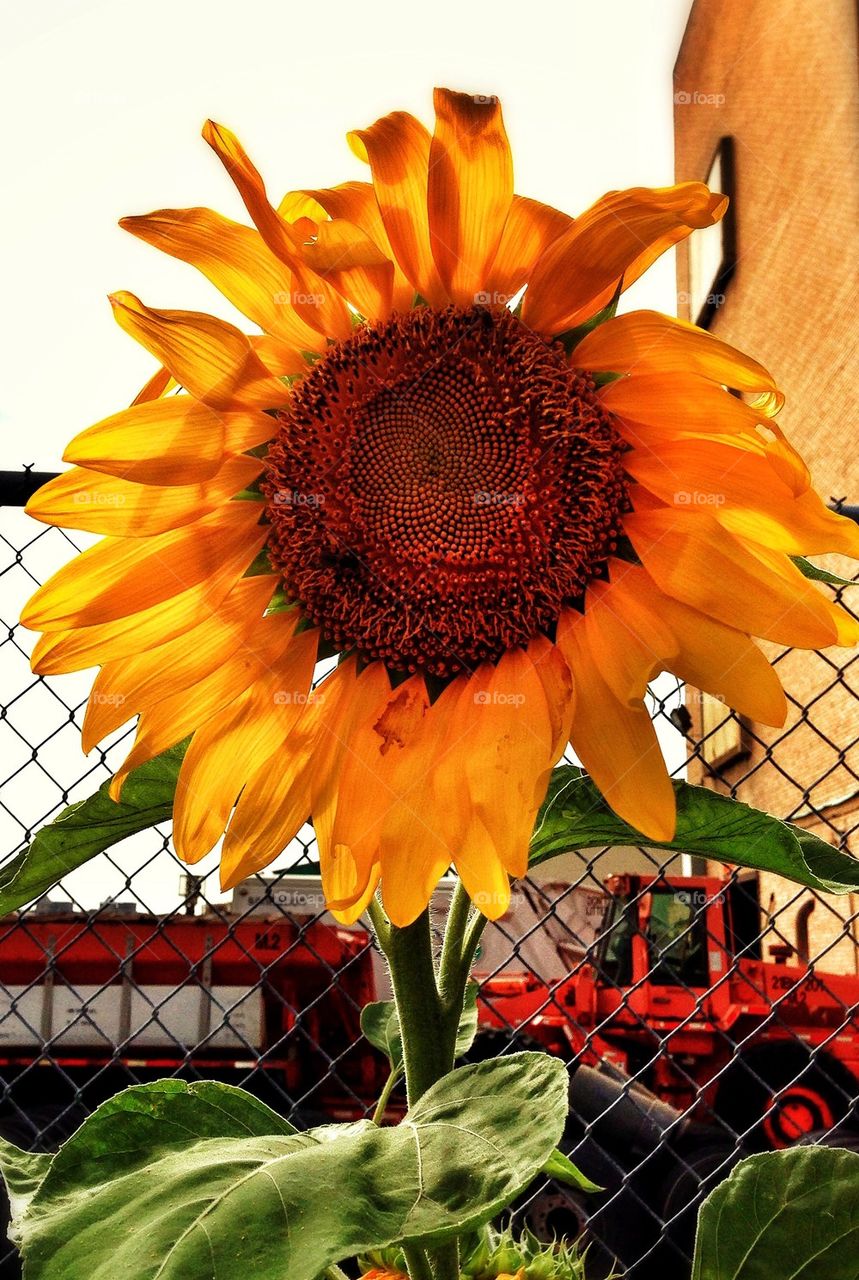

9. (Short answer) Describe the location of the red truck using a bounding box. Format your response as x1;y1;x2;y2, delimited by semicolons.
0;868;856;1150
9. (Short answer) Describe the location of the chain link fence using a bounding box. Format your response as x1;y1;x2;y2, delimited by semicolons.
1;468;857;1278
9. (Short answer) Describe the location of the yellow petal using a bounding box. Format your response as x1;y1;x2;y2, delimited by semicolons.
301;219;394;321
132;365;176;404
63;395;229;484
26;456;261;536
173;628;318;861
522;183;727;336
601;373;809;495
109;611;299;797
624;497;841;648
573;310;783;416
557;608;677;842
202;120;352;341
483;194;572;304
294;182;414;311
109;292;290;412
625;440;859;557
427;88;514;307
347;110;447;308
22;501;267;630
30;565;274;675
79;575;279;748
120;208;325;355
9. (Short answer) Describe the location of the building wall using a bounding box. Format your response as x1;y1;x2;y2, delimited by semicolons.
674;0;859;971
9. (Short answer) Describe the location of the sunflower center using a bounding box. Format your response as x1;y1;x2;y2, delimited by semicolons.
263;305;626;677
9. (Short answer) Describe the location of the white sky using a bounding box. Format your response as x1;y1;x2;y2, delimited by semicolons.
0;0;693;467
0;0;693;910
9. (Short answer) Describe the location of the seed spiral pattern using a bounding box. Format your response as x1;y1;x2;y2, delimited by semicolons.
263;305;627;676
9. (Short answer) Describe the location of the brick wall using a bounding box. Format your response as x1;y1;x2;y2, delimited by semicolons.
674;0;859;970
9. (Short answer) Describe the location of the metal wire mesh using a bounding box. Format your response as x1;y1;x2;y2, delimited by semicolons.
1;469;857;1278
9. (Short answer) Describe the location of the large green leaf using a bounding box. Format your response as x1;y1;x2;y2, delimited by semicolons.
0;741;187;917
692;1146;859;1279
3;1055;568;1280
361;981;480;1075
531;767;859;894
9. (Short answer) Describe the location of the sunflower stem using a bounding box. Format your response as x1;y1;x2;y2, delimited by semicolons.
384;909;454;1104
402;1243;435;1280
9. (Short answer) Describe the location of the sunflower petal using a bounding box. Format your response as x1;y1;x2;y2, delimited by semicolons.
63;396;231;485
483;194;572;303
120;208;325;355
22;502;267;630
26;456;261;536
202;120;352;340
109;611;299;797
294;181;414;310
173;628;318;861
347;110;447;307
109;292;290;412
301;220;394;321
427;88;514;307
557;607;677;842
132;365;176;404
522;183;727;336
80;575;279;748
624;497;842;648
573;310;784;416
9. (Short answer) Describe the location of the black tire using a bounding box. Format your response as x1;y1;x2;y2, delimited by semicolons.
657;1140;739;1266
715;1047;856;1151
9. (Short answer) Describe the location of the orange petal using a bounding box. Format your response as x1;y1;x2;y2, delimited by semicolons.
483;195;572;304
21;501;267;630
557;608;677;842
63;395;231;485
109;611;299;797
624;497;842;648
427;88;514;307
120;208;325;356
347;110;447;307
80;575;279;748
109;292;290;412
526;633;576;760
522;183;727;336
573;310;784;416
593;562;787;727
301;220;394;321
26;456;261;537
202;121;352;341
173;628;318;861
132;365;176;404
294;182;414;311
625;440;859;558
601;373;809;496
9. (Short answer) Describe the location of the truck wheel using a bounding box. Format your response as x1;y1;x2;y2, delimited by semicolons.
715;1049;855;1151
657;1140;739;1264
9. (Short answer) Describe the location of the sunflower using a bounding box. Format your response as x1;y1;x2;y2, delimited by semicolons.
22;88;859;928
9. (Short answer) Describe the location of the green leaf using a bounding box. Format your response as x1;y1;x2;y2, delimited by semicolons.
531;766;859;895
556;276;624;355
5;1055;568;1279
0;1141;52;1220
455;981;480;1059
692;1146;859;1279
543;1147;602;1194
791;555;857;587
360;999;403;1073
361;981;480;1074
0;742;188;917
